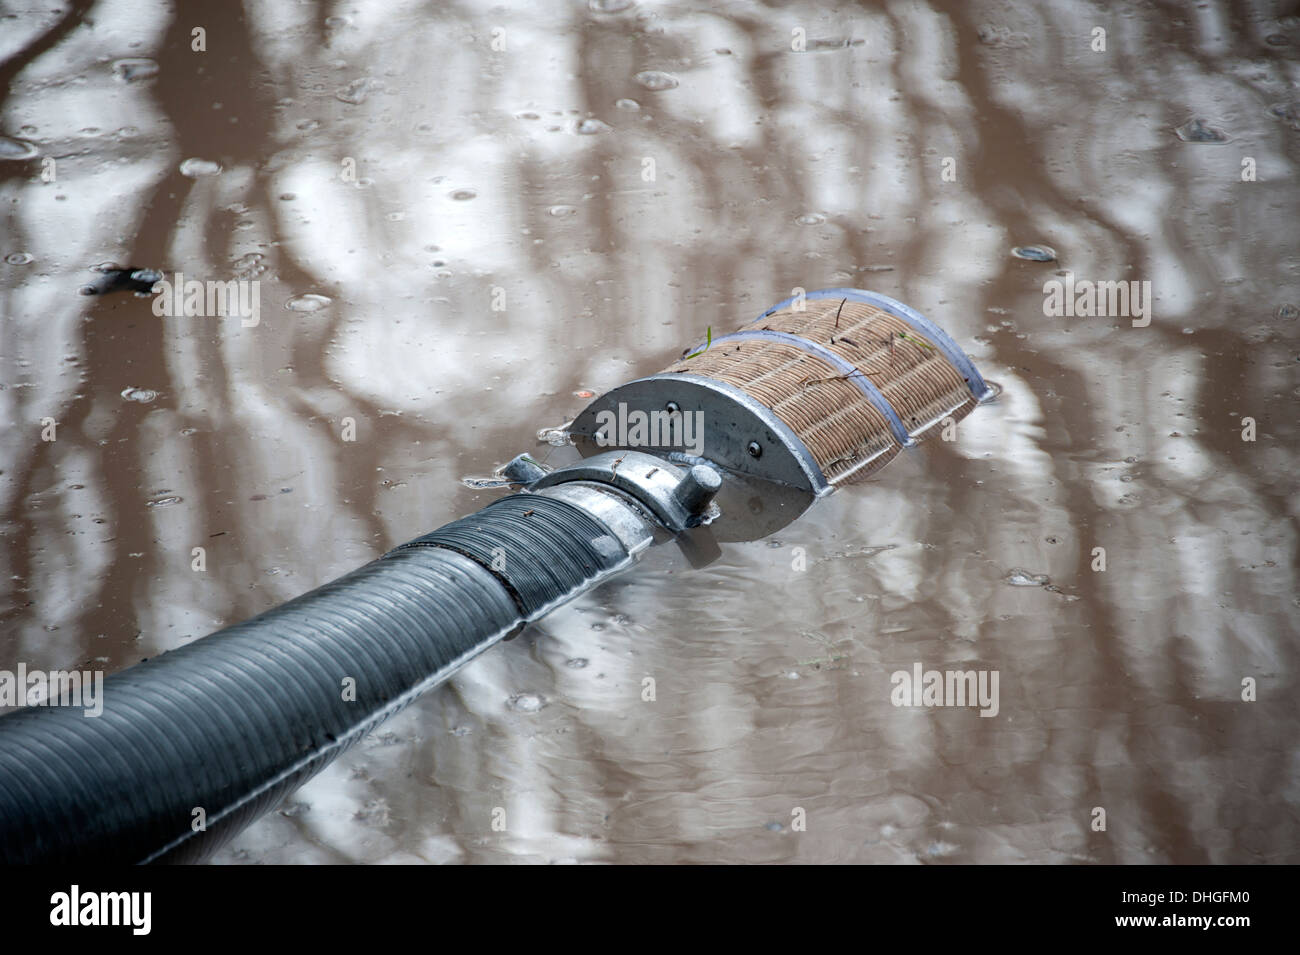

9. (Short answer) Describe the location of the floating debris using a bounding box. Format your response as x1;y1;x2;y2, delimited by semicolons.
179;157;222;177
5;252;33;265
112;58;159;83
575;118;611;135
1277;304;1299;320
335;77;376;105
1004;569;1050;587
461;475;512;489
537;424;574;447
815;543;897;564
565;657;589;669
1266;102;1300;130
589;0;633;11
976;25;1030;48
548;204;578;217
285;293;332;312
1174;118;1229;143
807;37;864;51
796;212;827;225
145;495;183;508
449;188;477;201
1011;245;1056;262
615;98;641;111
634;70;679;91
924;841;960;857
120;387;158;403
573;389;596;398
79;265;163;296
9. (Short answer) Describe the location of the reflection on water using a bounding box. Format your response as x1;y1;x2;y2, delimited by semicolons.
1;0;1297;864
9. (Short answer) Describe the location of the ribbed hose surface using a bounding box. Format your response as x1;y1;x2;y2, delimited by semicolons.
0;493;630;864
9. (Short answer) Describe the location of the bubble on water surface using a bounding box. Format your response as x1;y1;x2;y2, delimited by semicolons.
507;693;545;713
0;137;39;160
635;70;678;91
796;212;826;225
233;252;267;279
5;252;34;265
575;118;611;135
285;293;332;312
1004;569;1051;587
335;77;375;105
1011;244;1056;262
179;157;222;177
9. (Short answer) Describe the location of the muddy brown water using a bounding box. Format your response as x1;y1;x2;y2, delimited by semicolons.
1;0;1297;864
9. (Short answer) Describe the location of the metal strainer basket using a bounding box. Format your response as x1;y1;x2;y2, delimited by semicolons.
572;288;995;493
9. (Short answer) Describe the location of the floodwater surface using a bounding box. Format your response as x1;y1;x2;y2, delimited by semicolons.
1;0;1298;863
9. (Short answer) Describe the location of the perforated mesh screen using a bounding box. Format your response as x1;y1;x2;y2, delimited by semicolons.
661;297;980;484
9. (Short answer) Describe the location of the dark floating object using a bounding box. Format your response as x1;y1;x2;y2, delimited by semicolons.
78;264;163;297
1277;303;1299;320
1011;245;1057;262
1267;102;1300;131
1174;118;1230;143
111;57;160;83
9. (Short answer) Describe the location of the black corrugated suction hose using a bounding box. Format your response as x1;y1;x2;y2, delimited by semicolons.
0;494;632;864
